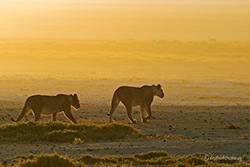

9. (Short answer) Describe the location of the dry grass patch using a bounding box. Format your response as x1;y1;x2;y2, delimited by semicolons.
2;151;250;167
17;153;84;167
0;122;145;143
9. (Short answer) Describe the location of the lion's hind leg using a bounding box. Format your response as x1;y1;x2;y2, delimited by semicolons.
34;111;41;122
140;105;149;123
124;104;137;124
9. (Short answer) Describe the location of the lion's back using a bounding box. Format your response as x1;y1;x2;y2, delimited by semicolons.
116;85;152;102
26;94;69;108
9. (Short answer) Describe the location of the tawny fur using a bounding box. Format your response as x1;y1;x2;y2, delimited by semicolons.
108;84;164;123
11;94;80;124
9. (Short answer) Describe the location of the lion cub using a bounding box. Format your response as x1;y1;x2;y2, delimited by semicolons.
107;84;164;123
11;94;80;123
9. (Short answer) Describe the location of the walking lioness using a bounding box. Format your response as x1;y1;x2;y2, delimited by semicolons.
11;94;80;123
108;84;164;123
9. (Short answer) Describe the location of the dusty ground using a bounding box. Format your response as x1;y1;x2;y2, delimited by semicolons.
1;102;250;163
0;78;250;163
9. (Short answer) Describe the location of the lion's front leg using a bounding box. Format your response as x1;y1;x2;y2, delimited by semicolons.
145;104;154;120
64;107;77;124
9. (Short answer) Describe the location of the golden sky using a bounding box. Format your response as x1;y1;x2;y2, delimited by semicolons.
1;0;250;40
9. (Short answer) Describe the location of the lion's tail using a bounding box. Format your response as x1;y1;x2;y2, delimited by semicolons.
107;90;120;117
11;100;31;122
10;117;17;122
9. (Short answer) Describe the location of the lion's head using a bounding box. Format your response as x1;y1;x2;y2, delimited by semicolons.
71;94;80;109
152;84;164;98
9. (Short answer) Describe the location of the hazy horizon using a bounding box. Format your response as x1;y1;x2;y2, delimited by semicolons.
1;1;250;82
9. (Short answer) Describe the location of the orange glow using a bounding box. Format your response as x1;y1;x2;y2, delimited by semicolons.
0;1;249;82
0;1;250;40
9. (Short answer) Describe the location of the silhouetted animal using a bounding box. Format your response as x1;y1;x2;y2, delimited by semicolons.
108;84;164;123
11;94;80;123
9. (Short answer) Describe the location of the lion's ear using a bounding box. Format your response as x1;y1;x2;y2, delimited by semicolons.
70;94;73;96
157;84;161;88
73;94;77;97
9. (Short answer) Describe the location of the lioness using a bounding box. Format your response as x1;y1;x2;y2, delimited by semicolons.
11;94;80;123
107;84;164;123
